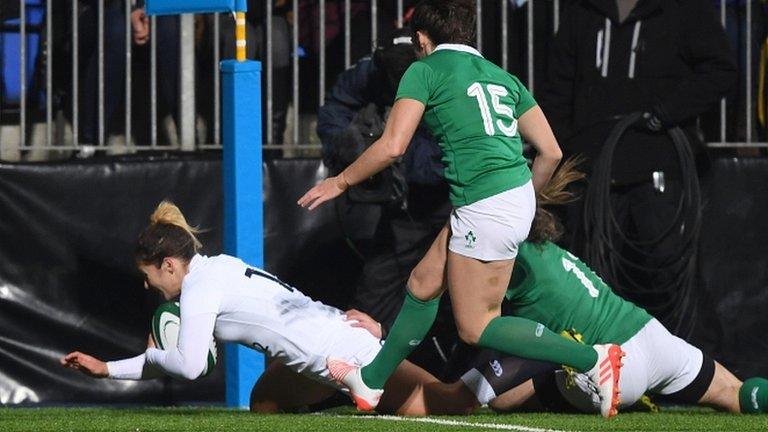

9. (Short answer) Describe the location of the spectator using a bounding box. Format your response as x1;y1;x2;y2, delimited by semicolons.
209;1;291;146
715;0;765;146
77;1;179;147
539;0;737;328
317;28;450;333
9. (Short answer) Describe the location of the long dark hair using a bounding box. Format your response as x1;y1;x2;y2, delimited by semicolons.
528;157;586;244
135;201;202;267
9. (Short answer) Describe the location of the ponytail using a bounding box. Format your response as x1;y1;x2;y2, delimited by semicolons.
528;157;586;244
135;201;202;266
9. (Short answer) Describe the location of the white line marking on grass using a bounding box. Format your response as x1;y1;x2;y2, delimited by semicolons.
333;415;569;432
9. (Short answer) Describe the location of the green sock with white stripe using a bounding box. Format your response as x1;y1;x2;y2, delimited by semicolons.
740;377;768;413
360;290;441;389
477;316;598;372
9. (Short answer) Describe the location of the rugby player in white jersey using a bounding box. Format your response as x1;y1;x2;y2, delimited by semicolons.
59;201;474;414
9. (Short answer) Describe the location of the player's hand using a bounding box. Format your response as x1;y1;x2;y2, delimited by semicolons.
344;309;382;339
297;175;349;210
61;351;109;378
131;8;150;45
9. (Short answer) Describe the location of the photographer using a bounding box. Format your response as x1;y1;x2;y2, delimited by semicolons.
317;28;450;332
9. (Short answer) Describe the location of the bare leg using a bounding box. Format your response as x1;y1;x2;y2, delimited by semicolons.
698;362;743;413
358;224;450;390
407;223;450;300
250;361;336;413
488;379;542;412
447;251;513;344
377;360;479;416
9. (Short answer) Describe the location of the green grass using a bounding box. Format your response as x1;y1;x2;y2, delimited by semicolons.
1;407;767;431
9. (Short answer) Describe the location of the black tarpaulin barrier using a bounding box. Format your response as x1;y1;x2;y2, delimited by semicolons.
0;155;225;404
0;155;360;405
691;157;768;379
0;154;766;405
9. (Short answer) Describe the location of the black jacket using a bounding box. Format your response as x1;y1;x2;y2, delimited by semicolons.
317;58;444;186
539;0;737;183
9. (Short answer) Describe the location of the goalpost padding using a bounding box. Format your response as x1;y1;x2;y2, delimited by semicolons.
145;0;263;409
145;0;236;15
221;59;264;408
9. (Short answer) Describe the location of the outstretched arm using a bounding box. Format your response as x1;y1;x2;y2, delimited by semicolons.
298;98;425;210
61;351;109;378
61;334;163;380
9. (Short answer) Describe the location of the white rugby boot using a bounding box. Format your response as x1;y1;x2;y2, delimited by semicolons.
586;344;625;418
326;357;384;411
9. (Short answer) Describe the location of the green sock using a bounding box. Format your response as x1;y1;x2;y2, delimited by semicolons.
360;290;440;389
477;316;597;372
740;377;768;413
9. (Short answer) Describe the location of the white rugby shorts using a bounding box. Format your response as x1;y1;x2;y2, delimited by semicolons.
557;318;704;411
306;316;382;391
449;180;536;261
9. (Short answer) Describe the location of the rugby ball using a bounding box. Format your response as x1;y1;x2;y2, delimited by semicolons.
151;301;217;376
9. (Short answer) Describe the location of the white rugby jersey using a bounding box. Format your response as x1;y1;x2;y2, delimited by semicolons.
107;254;381;385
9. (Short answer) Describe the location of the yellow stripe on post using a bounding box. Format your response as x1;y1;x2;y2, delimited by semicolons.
236;11;246;61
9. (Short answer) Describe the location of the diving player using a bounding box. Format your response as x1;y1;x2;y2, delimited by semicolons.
61;201;383;392
60;200;469;414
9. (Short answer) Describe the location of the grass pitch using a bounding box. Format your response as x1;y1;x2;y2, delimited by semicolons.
1;407;767;431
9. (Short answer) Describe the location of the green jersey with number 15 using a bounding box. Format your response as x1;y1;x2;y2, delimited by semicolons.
396;44;534;207
506;242;653;345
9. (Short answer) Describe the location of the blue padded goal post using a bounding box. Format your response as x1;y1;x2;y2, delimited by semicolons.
146;0;263;409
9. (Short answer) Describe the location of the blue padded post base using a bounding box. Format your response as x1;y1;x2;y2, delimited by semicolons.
221;59;263;409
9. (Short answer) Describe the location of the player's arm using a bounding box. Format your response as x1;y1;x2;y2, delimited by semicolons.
61;334;165;380
61;346;164;380
144;312;217;380
61;351;109;378
298;98;424;210
518;105;562;194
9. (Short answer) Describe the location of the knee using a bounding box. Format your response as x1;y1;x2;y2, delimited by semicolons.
456;324;484;346
408;267;443;301
456;313;497;346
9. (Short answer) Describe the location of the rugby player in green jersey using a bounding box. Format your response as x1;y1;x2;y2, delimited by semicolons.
299;0;623;418
356;162;768;416
440;163;768;415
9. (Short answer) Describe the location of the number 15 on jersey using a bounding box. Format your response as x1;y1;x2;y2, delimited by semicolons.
467;82;519;137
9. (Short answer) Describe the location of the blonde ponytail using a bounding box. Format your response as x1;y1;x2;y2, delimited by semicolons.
135;201;203;266
149;201;202;250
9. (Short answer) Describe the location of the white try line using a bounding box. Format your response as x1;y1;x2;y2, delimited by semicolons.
333;414;570;432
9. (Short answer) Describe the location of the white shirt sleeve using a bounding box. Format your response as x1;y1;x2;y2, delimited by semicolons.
136;259;223;380
106;353;164;380
144;311;217;380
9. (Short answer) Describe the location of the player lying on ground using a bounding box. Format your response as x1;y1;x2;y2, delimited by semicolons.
261;161;768;416
59;201;474;415
298;0;622;418
386;161;768;416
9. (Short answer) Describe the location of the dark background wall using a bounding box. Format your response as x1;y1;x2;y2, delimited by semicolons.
0;155;765;405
